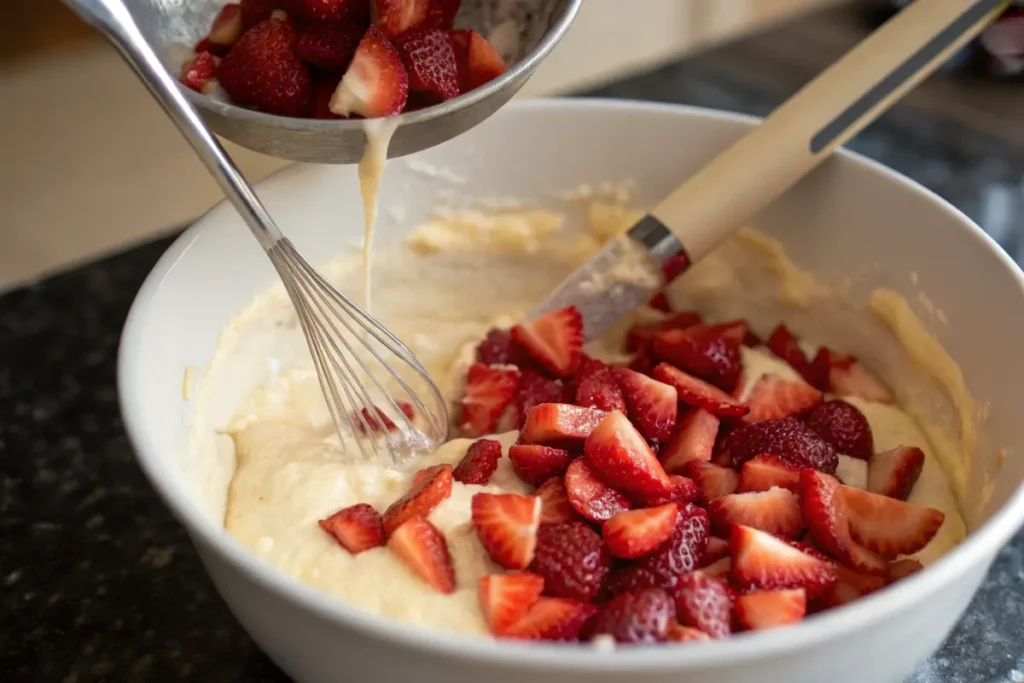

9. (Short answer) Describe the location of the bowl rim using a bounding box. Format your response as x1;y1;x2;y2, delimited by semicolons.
118;97;1024;671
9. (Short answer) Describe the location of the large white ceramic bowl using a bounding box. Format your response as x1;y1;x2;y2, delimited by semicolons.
118;99;1024;683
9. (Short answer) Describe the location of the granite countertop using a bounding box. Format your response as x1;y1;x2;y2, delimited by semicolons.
3;23;1024;683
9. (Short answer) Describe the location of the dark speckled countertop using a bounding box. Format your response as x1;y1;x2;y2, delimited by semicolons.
3;12;1024;683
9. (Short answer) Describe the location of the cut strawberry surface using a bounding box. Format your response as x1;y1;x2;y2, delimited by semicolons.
504;370;568;431
180;52;221;93
471;492;542;569
742;375;822;423
607;504;710;595
508;444;573;485
575;362;627;413
730;525;837;598
395;26;460;101
603;504;679;559
454;29;507;92
479;572;544;635
701;557;732;580
218;18;312;117
804;399;874;461
372;0;430;37
642;475;698;507
534;477;583;525
766;324;815;382
708;487;804;538
501;597;597;641
841;485;944;559
829;358;894;404
382;464;453;535
673;571;732;639
330;26;409;117
458;363;519;437
652;326;742;392
388;515;456;593
814;562;885;610
680;460;738;505
799;469;887;575
528;521;612;602
617;368;678;442
887;558;924;583
736;455;801;493
587;588;676;644
666;622;711;642
625;312;702;353
563;458;631;523
867;446;924;500
208;4;244;48
319;503;386;554
720;417;837;474
659;409;720;473
653;364;749;418
453;438;502;485
584;411;672;499
734;589;806;630
701;536;731;566
511;306;584;378
295;20;364;71
520;403;606;446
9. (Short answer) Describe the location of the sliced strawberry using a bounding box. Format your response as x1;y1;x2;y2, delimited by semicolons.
519;403;606;446
306;72;344;118
295;20;364;71
737;454;801;493
388;516;456;593
452;29;507;91
330;26;409;117
659;409;720;473
574;361;626;413
841;485;944;559
867;446;925;500
617;368;678;442
652;325;742;392
453;439;502;485
180;52;221;93
625;312;702;353
501;597;597;641
563;458;631;523
372;0;430;37
808;347;836;391
534;477;583;525
508;444;573;485
653;364;748;418
503;369;568;431
743;375;822;423
294;0;368;22
319;503;386;554
701;556;732;580
709;320;759;347
734;588;806;630
424;0;461;28
607;504;710;595
382;464;453;535
584;411;672;499
647;291;672;313
673;571;732;638
708;488;804;538
627;346;658;376
641;474;698;507
587;588;676;644
666;622;711;642
194;37;229;57
828;355;894;404
680;460;738;505
395;26;460;101
730;524;837;598
804;399;874;460
813;562;885;610
701;536;731;566
478;572;544;634
355;401;415;435
208;4;244;48
887;558;924;582
602;504;679;559
528;521;612;602
719;417;837;474
766;323;815;383
661;250;691;282
799;469;887;575
475;328;525;366
471;492;542;569
217;18;312;116
511;306;584;378
458;363;519;437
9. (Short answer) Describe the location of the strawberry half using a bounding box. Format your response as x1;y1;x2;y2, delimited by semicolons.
673;570;732;638
511;306;584;378
730;524;837;598
395;26;460;101
867;446;925;500
652;326;742;392
642;474;698;507
814;562;885;610
625;312;702;353
799;469;887;575
666;622;711;642
501;597;597;641
607;504;710;595
508;444;573;485
659;409;720;473
519;403;606;446
458;363;519;437
804;399;874;461
737;454;801;493
479;572;544;634
208;4;244;49
701;556;732;580
451;29;507;92
217;18;312;117
574;362;627;414
680;460;738;505
528;521;612;602
388;516;456;593
584;411;672;499
330;26;409;117
382;464;453;535
827;355;894;404
587;588;676;644
471;492;542;569
766;323;815;383
306;72;344;118
734;588;806;630
563;458;632;523
295;20;364;71
701;536;731;566
602;504;679;559
319;503;386;554
719;417;837;474
453;438;502;485
708;487;804;538
617;368;678;442
841;486;945;559
742;375;822;424
534;477;583;525
372;0;430;38
180;52;221;93
502;369;569;431
653;364;749;418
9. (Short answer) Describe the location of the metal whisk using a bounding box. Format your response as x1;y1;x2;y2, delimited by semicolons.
69;0;450;462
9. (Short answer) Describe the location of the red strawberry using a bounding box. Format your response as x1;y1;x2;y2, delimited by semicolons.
240;0;282;29
734;588;806;630
511;306;584;378
701;556;732;580
720;417;838;474
708;488;804;538
673;571;732;638
479;572;544;634
475;328;525;366
867;446;924;500
355;401;415;435
318;503;386;553
617;369;678;442
194;37;229;57
502;597;596;641
730;524;837;598
218;18;312;116
659;409;720;473
508;444;573;485
575;365;626;414
647;291;672;313
295;20;364;71
653;364;749;418
395;26;460;101
306;72;344;118
814;562;885;610
294;0;368;22
766;324;815;383
528;521;612;602
382;464;453;535
799;469;887;575
584;411;672;499
503;369;568;431
887;558;924;582
534;477;583;524
388;516;456;593
808;347;836;391
607;504;710;595
208;4;245;49
424;0;461;28
330;26;408;117
602;504;679;559
701;536;731;566
627;346;658;376
641;474;698;507
563;458;631;523
372;0;430;37
587;588;676;644
829;358;894;404
471;492;542;569
743;375;822;423
709;320;759;347
680;460;738;505
805;399;874;460
519;403;606;446
458;363;519;437
662;250;691;282
451;29;507;91
841;486;944;559
736;454;801;493
625;312;702;353
180;52;221;93
652;325;742;392
453;438;502;485
666;622;711;642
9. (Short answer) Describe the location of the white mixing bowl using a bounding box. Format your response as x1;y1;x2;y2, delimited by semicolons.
118;99;1024;683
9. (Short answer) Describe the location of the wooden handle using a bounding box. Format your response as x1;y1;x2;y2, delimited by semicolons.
652;0;1008;260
